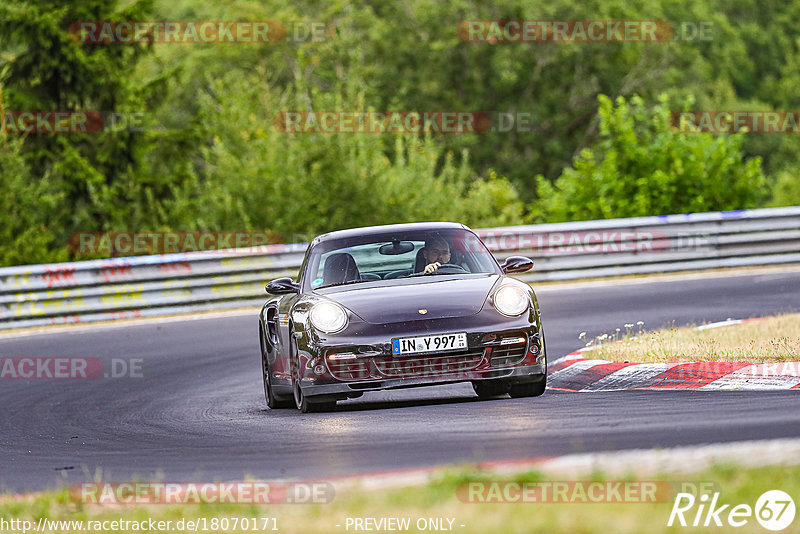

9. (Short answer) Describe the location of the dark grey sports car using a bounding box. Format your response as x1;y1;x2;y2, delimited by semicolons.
258;222;546;412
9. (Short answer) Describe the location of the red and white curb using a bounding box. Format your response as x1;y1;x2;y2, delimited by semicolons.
549;318;800;391
549;357;800;391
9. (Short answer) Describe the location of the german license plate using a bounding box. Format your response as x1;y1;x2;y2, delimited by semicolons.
391;332;467;355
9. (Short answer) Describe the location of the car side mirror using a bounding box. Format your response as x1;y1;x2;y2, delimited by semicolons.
501;256;534;274
265;277;300;295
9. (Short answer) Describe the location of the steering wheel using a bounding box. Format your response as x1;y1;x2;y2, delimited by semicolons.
407;263;469;277
425;263;469;274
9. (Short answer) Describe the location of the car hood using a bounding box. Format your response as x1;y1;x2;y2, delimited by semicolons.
320;274;500;324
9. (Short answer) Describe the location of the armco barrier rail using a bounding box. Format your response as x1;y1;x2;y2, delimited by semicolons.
0;207;798;330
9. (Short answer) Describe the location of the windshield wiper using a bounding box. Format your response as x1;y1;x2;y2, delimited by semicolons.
320;279;368;288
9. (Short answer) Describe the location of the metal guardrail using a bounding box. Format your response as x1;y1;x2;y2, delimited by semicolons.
0;207;798;330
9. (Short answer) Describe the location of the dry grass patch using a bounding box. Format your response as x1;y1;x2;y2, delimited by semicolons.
584;313;800;363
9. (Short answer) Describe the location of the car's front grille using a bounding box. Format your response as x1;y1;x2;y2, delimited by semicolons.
489;345;527;367
373;350;484;378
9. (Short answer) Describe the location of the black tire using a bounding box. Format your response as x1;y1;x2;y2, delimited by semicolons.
472;380;511;399
260;327;293;409
509;377;547;398
293;378;336;413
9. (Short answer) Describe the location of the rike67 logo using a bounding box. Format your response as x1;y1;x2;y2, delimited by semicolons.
668;490;795;530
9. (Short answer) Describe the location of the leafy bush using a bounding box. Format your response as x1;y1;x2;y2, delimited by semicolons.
531;94;767;222
768;170;800;207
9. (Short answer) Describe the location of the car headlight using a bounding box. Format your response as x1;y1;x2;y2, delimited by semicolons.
493;285;529;316
309;301;348;333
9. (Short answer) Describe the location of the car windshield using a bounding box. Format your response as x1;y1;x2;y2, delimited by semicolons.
304;228;499;290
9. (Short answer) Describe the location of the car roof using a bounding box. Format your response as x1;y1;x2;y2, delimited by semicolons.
311;222;470;245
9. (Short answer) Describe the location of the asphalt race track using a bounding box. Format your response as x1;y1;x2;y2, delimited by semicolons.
1;269;799;492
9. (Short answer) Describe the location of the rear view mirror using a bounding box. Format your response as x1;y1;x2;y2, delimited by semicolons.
379;239;415;255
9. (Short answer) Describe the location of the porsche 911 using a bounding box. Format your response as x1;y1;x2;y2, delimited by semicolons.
258;222;546;412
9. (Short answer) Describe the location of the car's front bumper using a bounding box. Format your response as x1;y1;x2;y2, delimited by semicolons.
289;310;546;400
298;359;546;400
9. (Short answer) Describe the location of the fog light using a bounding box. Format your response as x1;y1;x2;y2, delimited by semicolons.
528;341;541;355
313;365;326;375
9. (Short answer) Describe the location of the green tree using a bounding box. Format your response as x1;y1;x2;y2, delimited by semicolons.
2;0;799;267
0;0;188;244
0;134;66;265
165;68;523;237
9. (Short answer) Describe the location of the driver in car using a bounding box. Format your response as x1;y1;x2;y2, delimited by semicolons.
422;237;452;273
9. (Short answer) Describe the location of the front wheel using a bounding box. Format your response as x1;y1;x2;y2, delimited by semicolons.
472;380;511;399
509;377;547;398
293;378;336;413
289;328;336;413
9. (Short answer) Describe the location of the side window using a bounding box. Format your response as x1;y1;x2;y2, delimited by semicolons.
312;251;346;281
310;252;330;286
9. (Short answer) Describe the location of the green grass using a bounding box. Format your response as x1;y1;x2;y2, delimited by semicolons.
3;463;800;533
